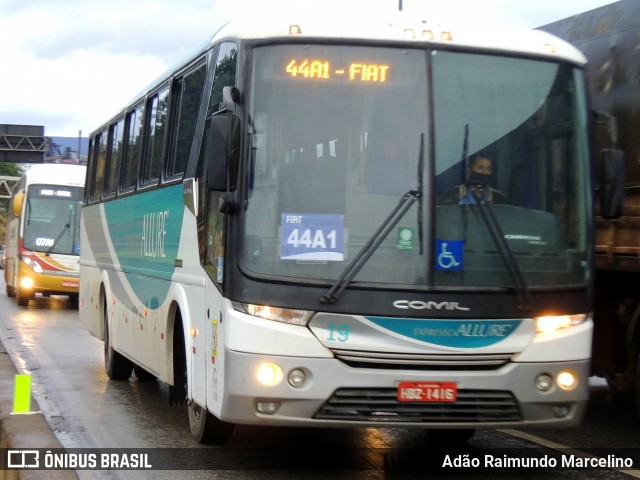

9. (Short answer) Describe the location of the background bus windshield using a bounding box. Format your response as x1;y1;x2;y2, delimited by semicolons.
244;44;590;289
23;185;83;256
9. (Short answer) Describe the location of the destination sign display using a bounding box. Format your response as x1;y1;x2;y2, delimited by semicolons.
285;59;391;83
255;45;423;89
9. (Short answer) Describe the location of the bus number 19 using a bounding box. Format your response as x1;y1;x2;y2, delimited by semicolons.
327;323;350;342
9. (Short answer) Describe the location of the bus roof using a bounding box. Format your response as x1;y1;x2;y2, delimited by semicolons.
212;13;587;65
110;13;586;134
20;164;86;188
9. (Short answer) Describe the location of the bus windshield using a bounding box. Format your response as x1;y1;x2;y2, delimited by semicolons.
244;44;590;289
23;185;84;256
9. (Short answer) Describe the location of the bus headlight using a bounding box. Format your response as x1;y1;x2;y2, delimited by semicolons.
20;276;34;289
241;303;313;326
557;369;578;391
24;257;43;273
535;314;587;334
256;362;283;386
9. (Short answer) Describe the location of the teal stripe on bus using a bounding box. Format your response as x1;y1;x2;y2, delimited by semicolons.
103;184;185;308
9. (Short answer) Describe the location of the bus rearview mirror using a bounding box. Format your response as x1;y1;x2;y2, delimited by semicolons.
12;190;24;217
206;114;241;193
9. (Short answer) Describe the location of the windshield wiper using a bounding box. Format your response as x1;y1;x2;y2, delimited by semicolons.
46;207;72;254
417;133;425;256
320;134;425;305
458;125;531;311
46;222;70;254
475;201;533;311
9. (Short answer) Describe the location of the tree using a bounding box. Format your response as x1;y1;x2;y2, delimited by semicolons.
0;162;24;176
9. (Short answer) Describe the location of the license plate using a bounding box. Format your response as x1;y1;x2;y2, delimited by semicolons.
397;382;458;402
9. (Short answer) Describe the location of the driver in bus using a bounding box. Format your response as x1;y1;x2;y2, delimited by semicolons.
440;154;503;205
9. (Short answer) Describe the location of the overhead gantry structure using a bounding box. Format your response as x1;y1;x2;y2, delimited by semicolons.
0;124;46;164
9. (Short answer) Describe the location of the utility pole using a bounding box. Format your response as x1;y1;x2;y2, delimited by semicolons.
399;0;403;11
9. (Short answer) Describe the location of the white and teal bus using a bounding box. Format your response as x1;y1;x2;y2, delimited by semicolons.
5;163;85;307
80;14;594;444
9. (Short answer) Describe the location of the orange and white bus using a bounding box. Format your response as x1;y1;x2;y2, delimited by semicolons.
5;163;85;307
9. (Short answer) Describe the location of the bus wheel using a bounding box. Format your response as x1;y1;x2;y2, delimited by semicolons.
188;399;235;444
6;284;15;298
69;295;79;310
133;365;157;382
103;301;132;380
16;288;33;307
172;317;235;443
426;429;475;444
179;343;234;443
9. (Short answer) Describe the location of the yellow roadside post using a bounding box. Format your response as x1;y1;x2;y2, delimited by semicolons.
12;374;32;414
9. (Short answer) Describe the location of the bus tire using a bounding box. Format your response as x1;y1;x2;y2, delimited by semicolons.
188;400;235;444
69;295;79;310
6;284;15;298
16;288;32;307
133;365;157;382
172;314;234;443
103;301;133;380
180;349;235;443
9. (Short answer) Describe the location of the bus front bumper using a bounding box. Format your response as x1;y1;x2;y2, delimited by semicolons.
218;349;589;429
19;264;79;296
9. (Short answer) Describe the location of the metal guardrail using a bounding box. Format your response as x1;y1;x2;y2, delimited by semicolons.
0;175;19;200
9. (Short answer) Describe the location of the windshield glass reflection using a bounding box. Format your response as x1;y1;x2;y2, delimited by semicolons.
243;45;590;289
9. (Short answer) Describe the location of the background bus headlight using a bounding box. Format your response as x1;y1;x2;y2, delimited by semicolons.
24;257;43;273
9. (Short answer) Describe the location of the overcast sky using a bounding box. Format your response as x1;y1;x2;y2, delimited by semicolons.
0;0;617;138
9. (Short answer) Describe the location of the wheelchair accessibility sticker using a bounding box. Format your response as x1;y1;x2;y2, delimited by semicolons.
436;239;463;271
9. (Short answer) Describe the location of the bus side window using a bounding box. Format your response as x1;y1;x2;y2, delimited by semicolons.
104;118;124;198
85;137;95;204
90;130;107;202
166;61;207;179
197;118;226;286
196;43;238;286
196;45;220;268
141;86;170;186
208;42;237;116
121;104;144;193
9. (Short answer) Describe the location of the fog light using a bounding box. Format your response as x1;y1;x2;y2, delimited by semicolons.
257;363;283;386
557;370;578;391
535;373;553;392
256;401;281;414
288;369;306;388
20;276;34;289
552;405;570;418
